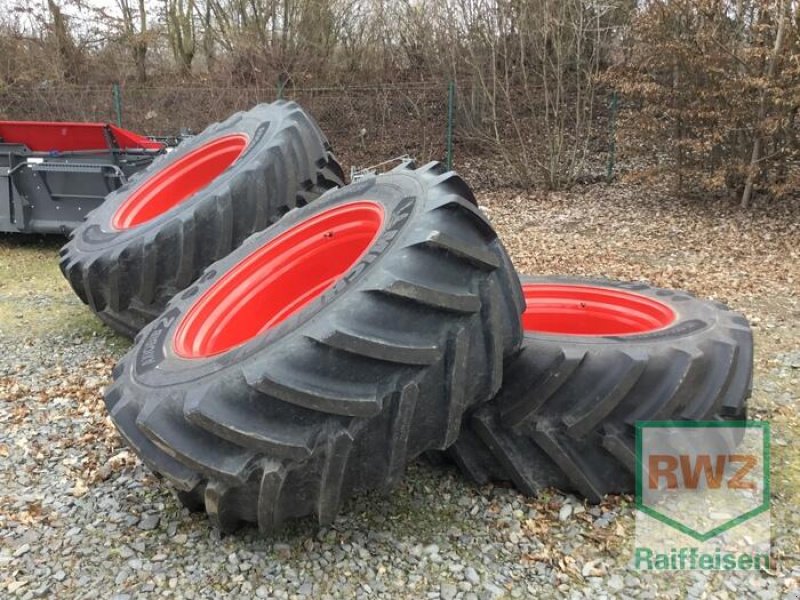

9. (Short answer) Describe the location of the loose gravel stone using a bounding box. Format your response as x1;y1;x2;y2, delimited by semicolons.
273;543;292;559
298;582;313;596
137;514;160;531
559;504;573;521
465;567;481;585
441;583;457;600
608;575;624;592
481;583;506;600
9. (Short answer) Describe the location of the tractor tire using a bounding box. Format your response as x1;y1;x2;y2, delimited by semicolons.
106;162;524;533
60;101;344;338
445;276;752;502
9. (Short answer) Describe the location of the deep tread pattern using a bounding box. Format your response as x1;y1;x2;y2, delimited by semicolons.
441;328;470;448
445;276;753;502
384;384;419;489
60;101;345;338
309;326;442;365
445;429;503;486
315;427;356;525
257;461;289;533
562;351;647;438
499;347;586;427
183;383;331;460
109;397;201;491
470;409;563;495
137;399;257;483
106;163;524;533
374;277;481;314
248;359;385;418
417;231;501;270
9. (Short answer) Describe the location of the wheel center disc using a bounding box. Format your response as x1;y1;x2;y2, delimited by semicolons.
522;283;676;336
173;201;385;358
112;134;248;229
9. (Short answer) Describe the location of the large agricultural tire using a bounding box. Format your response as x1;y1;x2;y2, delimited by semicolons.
445;276;752;502
60;101;344;338
105;162;524;533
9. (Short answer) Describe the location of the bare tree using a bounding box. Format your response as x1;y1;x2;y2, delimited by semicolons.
1;0;796;205
612;0;798;204
741;0;789;207
450;0;621;188
46;0;81;81
167;0;197;75
117;0;149;82
197;0;215;70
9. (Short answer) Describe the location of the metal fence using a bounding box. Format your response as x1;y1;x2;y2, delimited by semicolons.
0;82;619;183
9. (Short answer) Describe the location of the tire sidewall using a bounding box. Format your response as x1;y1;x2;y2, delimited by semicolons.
71;103;297;251
128;171;428;388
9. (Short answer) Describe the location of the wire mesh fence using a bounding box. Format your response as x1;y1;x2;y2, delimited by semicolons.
1;83;453;168
0;82;618;186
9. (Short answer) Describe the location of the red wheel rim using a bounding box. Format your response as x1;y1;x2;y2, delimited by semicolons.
522;283;676;336
112;134;248;229
173;201;385;358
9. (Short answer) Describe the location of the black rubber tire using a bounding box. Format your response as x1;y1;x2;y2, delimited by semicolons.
106;162;524;533
445;276;752;502
59;101;345;338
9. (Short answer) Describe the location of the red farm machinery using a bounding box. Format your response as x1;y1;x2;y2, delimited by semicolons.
0;121;166;234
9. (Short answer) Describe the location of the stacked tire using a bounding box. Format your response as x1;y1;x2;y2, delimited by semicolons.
444;277;752;501
103;162;523;532
61;101;345;337
61;102;753;534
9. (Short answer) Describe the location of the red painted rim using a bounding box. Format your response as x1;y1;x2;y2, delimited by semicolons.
522;283;676;336
173;201;385;359
112;134;248;229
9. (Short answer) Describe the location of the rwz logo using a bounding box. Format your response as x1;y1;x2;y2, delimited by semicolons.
635;421;769;544
647;453;757;491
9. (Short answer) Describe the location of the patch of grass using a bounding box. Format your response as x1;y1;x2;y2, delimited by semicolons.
0;234;68;295
0;296;128;345
0;234;130;348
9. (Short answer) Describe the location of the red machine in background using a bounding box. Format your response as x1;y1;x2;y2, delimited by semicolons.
0;121;165;234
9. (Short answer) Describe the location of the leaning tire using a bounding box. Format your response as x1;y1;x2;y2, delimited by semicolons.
60;101;345;337
446;276;752;502
106;162;524;533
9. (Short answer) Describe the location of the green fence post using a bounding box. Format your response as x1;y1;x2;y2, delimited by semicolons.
112;82;123;126
276;78;285;100
606;90;618;182
446;80;455;170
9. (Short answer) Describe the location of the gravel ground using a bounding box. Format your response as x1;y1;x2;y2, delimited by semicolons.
1;182;799;599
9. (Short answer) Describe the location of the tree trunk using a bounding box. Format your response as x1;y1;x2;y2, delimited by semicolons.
203;3;215;71
47;0;78;82
167;0;195;76
136;0;148;82
741;0;788;208
134;44;147;83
